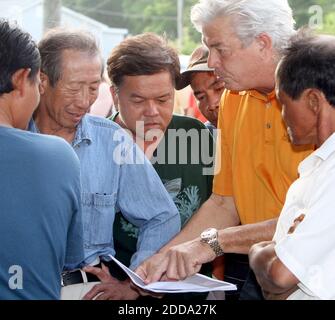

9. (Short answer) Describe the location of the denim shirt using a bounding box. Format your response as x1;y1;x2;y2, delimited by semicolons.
29;115;180;269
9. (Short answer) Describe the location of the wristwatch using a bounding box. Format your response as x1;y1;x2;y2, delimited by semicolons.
200;228;224;257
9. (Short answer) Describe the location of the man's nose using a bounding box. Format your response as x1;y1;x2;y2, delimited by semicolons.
144;101;159;116
75;88;91;110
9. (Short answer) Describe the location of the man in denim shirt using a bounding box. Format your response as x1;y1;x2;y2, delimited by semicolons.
29;29;180;300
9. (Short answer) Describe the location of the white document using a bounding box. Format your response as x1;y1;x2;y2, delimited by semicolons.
108;254;237;293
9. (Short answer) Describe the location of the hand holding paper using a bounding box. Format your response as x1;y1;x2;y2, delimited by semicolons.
109;255;236;294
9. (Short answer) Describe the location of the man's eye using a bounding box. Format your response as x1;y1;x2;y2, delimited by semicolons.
217;48;230;56
132;99;144;103
90;87;99;93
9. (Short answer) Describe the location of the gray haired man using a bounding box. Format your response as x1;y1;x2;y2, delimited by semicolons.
137;0;314;300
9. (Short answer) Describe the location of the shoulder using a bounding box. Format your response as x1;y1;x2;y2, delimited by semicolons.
5;128;80;174
221;90;244;108
33;131;80;167
83;114;133;144
170;114;207;131
84;114;124;132
167;115;214;149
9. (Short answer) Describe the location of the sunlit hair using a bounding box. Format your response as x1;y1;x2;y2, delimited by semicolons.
107;32;180;88
38;28;102;87
191;0;295;57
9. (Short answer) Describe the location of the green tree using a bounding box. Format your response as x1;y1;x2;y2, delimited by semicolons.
63;0;201;54
64;1;335;52
63;0;127;28
289;0;335;34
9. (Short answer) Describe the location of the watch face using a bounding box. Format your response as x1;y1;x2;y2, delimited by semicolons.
201;228;217;240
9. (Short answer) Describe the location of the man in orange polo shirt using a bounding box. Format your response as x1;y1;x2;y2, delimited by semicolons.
136;0;314;299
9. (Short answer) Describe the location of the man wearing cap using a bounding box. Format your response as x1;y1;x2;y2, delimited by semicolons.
176;45;225;137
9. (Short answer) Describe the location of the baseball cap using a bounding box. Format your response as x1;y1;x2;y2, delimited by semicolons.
176;46;214;90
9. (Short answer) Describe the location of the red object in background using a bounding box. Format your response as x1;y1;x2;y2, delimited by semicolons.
188;92;207;123
212;256;225;280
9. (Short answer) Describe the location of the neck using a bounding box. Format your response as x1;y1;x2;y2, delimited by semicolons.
34;105;76;143
0;101;14;128
253;61;277;95
316;107;335;147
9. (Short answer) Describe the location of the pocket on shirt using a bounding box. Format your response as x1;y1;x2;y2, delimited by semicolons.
81;192;116;246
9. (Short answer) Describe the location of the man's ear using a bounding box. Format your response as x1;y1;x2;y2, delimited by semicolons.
39;72;49;95
255;33;273;58
110;85;119;108
305;89;323;114
11;68;31;97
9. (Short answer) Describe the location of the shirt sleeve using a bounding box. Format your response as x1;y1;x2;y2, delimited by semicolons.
212;90;235;196
274;167;335;299
116;140;181;270
63;149;85;270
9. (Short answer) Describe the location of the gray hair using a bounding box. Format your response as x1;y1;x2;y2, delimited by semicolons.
191;0;296;57
38;28;103;86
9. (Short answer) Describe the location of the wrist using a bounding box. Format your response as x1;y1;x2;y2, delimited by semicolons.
200;227;225;257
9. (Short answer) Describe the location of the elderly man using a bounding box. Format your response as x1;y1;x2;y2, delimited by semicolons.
0;20;84;299
29;29;180;300
176;45;224;135
83;32;215;300
250;32;335;300
137;0;314;300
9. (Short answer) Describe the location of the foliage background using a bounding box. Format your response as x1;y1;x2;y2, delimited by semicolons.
63;0;335;54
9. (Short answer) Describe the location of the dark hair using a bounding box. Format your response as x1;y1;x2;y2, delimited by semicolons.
0;19;40;95
277;29;335;107
107;32;180;88
38;28;102;87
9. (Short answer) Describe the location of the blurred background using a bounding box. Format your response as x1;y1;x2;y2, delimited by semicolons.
2;0;335;58
2;0;335;118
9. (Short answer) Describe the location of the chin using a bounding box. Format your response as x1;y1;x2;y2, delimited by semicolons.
290;136;310;146
144;129;163;143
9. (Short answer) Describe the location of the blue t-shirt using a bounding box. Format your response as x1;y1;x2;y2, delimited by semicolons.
0;126;84;300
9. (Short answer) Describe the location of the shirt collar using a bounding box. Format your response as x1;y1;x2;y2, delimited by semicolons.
28;115;93;146
72;115;92;147
238;89;276;102
28;118;39;133
298;132;335;176
313;132;335;161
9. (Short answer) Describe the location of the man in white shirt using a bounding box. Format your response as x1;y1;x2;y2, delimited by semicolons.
249;31;335;300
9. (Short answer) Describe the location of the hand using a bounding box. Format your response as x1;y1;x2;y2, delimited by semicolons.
288;214;305;234
136;238;215;284
163;238;216;280
82;263;139;300
135;252;168;284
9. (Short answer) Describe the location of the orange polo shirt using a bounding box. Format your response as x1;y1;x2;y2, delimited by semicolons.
213;90;314;225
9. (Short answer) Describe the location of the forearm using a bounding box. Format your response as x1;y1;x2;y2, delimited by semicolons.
249;242;298;297
159;194;240;252
218;218;277;254
132;211;181;269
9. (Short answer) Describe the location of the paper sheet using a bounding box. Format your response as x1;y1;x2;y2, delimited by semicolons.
109;255;237;293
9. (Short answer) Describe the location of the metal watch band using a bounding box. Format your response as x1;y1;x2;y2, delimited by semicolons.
209;240;225;257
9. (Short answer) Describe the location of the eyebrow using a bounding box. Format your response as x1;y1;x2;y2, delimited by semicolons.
193;78;218;96
203;37;225;50
68;79;101;85
130;93;172;99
